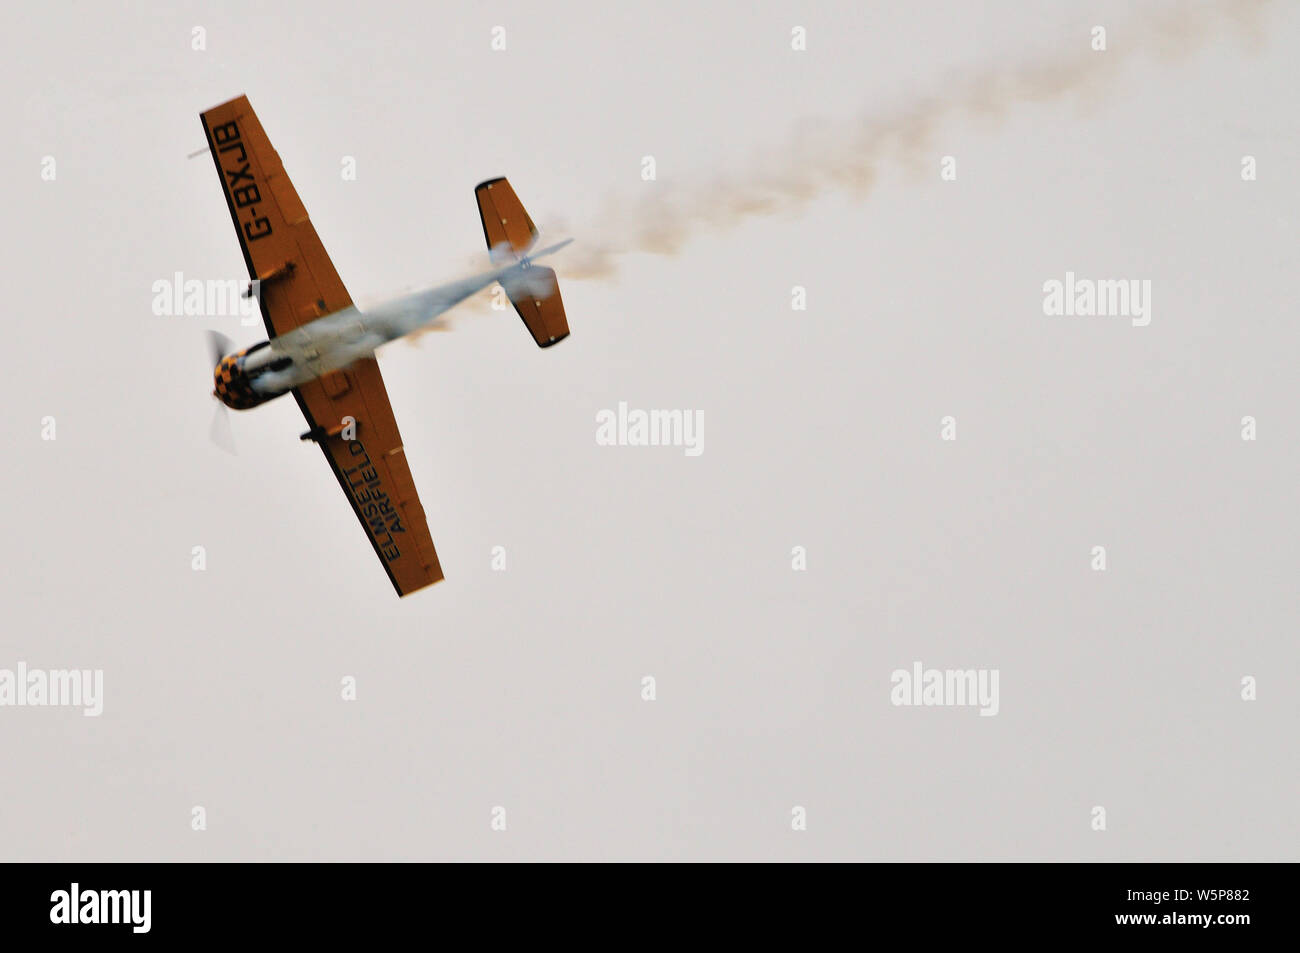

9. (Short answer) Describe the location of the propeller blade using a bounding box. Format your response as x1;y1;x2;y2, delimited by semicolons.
209;403;236;455
206;330;234;367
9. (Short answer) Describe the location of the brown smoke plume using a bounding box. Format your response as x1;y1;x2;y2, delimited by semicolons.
413;0;1269;338
556;0;1268;280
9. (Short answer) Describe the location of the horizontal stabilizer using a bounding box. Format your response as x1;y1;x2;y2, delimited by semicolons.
474;177;570;347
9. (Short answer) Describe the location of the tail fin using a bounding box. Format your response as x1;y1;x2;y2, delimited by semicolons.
475;177;571;347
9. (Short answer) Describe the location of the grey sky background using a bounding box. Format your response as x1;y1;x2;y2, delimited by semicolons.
2;0;1296;860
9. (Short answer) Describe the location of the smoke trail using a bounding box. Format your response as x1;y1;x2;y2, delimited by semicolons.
410;0;1270;340
551;0;1269;281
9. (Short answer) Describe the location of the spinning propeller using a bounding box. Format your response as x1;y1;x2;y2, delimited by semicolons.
206;331;237;455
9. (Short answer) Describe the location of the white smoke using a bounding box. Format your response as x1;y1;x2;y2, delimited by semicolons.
551;0;1270;280
418;0;1270;337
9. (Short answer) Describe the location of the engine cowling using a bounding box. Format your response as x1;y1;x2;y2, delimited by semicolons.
212;343;281;410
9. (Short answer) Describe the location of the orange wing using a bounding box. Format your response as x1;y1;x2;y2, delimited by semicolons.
295;366;444;596
201;95;443;596
199;95;350;335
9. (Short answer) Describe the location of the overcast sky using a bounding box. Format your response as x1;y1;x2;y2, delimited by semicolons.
2;0;1296;860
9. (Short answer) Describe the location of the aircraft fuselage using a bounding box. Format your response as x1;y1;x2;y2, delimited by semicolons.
212;243;568;410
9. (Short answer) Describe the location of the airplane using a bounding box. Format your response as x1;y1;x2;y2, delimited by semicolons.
198;94;571;597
